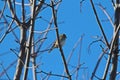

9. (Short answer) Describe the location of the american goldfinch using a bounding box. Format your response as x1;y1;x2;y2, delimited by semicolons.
48;34;67;53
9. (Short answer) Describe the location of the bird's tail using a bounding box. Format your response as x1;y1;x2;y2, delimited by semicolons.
48;42;56;53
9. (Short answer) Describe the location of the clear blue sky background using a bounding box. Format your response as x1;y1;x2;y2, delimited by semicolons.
0;0;119;80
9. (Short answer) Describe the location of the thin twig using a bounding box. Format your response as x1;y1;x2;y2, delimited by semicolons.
80;0;85;12
0;0;7;18
15;1;31;6
90;48;108;80
0;20;14;43
10;48;25;66
0;63;11;80
11;30;20;44
29;27;58;34
35;18;53;55
76;34;84;80
88;37;105;54
70;63;85;76
90;0;110;49
0;60;17;77
37;70;69;78
111;0;115;8
98;4;114;28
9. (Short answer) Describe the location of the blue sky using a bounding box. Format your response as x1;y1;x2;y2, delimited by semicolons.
0;0;119;80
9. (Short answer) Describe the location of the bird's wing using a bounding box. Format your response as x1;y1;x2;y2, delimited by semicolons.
48;40;57;53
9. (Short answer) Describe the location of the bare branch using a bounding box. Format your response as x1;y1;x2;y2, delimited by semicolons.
76;34;84;80
0;60;17;78
37;70;69;79
88;36;105;54
0;63;11;80
15;1;31;6
0;20;14;43
7;0;20;26
111;0;115;8
90;0;110;49
90;48;108;80
10;48;25;66
0;0;7;18
67;34;84;64
51;0;71;80
21;0;25;23
80;0;85;12
98;4;114;28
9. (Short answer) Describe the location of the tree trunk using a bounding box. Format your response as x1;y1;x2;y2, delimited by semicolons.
110;0;120;80
14;27;27;80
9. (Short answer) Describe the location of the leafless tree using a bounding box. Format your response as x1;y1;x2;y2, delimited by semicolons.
0;0;85;80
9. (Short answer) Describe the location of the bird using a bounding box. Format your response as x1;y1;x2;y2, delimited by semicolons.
48;34;67;53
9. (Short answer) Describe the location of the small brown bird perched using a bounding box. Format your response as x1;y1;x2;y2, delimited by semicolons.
48;34;67;53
